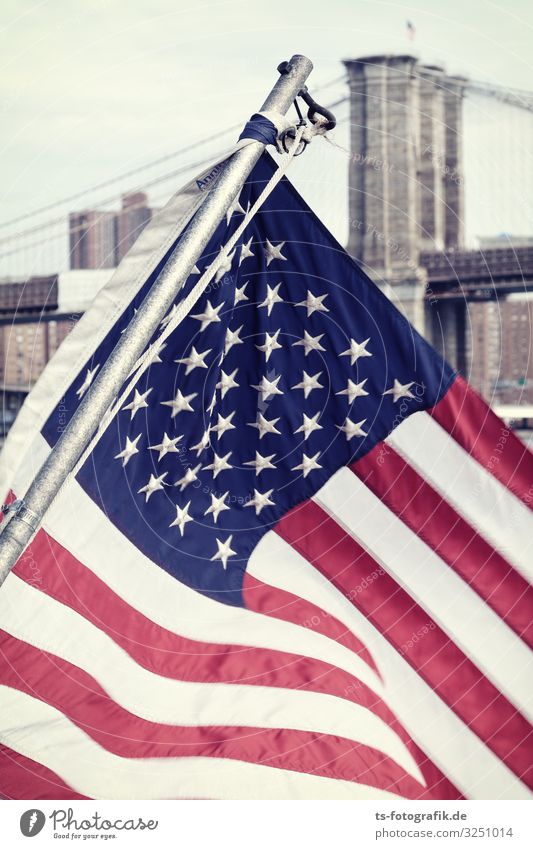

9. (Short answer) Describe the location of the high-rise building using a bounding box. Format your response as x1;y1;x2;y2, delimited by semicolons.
69;191;153;270
69;210;117;269
468;298;533;405
116;192;153;263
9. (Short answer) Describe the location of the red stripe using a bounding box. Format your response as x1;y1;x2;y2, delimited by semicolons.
431;376;533;507
353;444;533;648
13;530;405;747
243;571;379;675
0;744;88;800
276;500;533;789
0;631;428;799
11;529;461;799
243;574;461;800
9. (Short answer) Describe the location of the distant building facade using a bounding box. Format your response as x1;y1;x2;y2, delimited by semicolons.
69;209;116;269
469;297;533;405
0;319;71;389
0;318;73;437
69;191;154;270
116;192;153;263
0;270;113;438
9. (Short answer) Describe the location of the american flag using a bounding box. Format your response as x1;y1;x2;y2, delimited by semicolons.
0;152;532;800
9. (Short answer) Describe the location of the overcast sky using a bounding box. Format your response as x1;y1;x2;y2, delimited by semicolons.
1;0;532;269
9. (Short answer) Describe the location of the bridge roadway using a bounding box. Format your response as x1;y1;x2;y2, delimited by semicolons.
422;246;533;301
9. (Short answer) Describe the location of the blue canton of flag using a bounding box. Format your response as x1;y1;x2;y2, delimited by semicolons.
42;153;454;607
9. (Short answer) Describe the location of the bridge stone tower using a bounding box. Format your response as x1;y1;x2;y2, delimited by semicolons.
343;55;467;339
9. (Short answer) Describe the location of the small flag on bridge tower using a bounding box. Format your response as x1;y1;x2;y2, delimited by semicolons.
0;148;532;801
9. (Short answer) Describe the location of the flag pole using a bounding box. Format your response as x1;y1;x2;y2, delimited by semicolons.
0;54;314;586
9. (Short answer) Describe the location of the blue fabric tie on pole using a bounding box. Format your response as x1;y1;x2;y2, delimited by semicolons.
238;113;279;146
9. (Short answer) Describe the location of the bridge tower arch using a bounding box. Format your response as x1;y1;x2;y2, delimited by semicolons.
343;54;468;361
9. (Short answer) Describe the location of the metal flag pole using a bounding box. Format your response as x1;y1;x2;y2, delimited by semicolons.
0;54;314;587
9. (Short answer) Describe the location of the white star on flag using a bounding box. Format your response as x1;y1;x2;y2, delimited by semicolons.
160;305;179;329
206;391;217;416
190;429;211;457
295;412;323;440
234;281;249;305
292;371;324;398
138;471;168;502
251;374;284;402
114;434;141;467
244;451;277;475
175;346;211;375
211;535;237;570
238;237;254;266
291;452;322;478
128;340;163;378
336;378;369;404
292;331;326;356
256;329;282;362
149;432;183;461
383;379;416;402
340;337;372;365
337;417;368;440
169;501;194;536
224;325;244;355
122;388;152;420
191;300;224;332
247;413;281;439
216;368;239;398
259;283;283;316
161;390;197;418
174;463;201;491
203;451;233;479
142;339;166;367
211;247;235;284
225;195;246;225
211;412;236;439
204;491;230;523
296;290;329;317
245;488;275;516
75;365;99;400
263;239;287;266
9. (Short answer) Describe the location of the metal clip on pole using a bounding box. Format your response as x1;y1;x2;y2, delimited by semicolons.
277;62;337;155
298;86;337;130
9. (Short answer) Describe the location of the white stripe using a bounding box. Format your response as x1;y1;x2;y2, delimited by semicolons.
388;412;533;583
28;451;384;701
248;532;532;800
0;575;423;784
0;687;402;800
315;467;533;723
248;532;381;664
